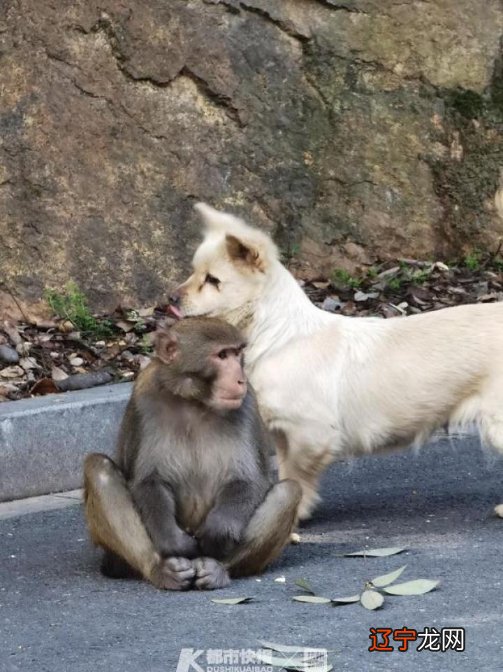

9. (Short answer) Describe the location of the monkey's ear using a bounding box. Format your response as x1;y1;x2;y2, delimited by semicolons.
225;234;266;272
154;331;179;365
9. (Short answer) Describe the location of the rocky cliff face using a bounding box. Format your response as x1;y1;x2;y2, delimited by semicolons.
1;0;502;311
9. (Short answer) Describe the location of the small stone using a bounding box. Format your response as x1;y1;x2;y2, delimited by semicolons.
0;344;20;364
69;357;84;367
322;296;342;313
58;320;74;333
51;366;69;382
95;341;106;348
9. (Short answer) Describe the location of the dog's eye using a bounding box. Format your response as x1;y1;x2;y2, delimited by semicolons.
205;274;220;287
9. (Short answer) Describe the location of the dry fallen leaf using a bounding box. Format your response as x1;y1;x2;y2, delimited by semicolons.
292;595;332;604
342;547;407;558
2;320;22;345
331;595;360;606
370;565;407;588
383;579;439;596
0;365;24;379
256;650;333;671
294;578;315;594
30;378;59;396
210;597;253;605
360;590;384;610
258;641;329;655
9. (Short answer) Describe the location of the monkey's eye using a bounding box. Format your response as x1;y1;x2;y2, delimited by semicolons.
205;274;220;287
217;350;228;360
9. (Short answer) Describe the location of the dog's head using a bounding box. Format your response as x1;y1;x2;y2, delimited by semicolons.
171;203;278;324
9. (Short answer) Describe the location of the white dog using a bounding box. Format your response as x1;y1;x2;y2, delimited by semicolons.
173;203;503;520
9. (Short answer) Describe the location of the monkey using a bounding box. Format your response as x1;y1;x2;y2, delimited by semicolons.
83;317;301;590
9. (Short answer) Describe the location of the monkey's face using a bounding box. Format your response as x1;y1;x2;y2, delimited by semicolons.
204;344;247;411
154;319;248;413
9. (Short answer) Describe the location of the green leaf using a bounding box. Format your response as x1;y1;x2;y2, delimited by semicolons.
383;579;439;595
256;651;332;671
360;590;384;610
292;595;332;604
342;547;407;557
210;597;253;605
370;565;407;588
331;595;360;606
294;578;315;594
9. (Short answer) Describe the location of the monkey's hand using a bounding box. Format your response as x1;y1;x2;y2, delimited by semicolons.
194;557;230;590
196;511;246;560
150;556;196;591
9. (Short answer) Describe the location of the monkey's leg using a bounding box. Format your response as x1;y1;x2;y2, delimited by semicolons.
131;477;199;559
225;479;302;577
84;454;195;590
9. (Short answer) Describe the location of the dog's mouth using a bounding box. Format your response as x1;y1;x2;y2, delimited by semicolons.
167;304;183;320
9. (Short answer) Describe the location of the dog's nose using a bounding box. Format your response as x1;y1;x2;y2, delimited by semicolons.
169;291;181;306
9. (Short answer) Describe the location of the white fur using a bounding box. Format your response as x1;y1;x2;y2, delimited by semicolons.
178;203;503;519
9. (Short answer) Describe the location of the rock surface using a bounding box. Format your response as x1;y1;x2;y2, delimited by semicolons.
0;0;502;309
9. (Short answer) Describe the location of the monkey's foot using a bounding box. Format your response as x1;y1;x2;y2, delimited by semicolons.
151;557;195;591
194;557;230;590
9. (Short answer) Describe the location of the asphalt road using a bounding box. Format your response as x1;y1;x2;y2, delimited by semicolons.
1;435;502;672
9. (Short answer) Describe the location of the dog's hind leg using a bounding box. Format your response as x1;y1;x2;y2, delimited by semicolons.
277;434;334;520
478;383;503;514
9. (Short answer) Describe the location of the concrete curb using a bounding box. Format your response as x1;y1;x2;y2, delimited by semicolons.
0;383;132;502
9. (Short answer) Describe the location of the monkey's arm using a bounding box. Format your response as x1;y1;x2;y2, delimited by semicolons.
131;477;199;559
196;479;267;560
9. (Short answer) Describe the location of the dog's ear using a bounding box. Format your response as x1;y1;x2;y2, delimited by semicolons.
194;202;278;272
225;234;267;272
194;202;238;231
